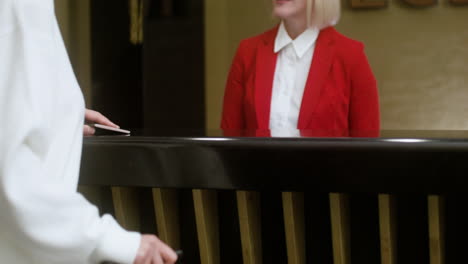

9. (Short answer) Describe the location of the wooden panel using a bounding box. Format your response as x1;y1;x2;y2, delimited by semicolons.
193;190;220;264
450;0;468;4
428;195;445;264
351;0;387;8
153;188;180;248
282;192;306;264
378;194;397;264
329;193;351;264
129;0;144;45
237;191;262;264
111;187;140;231
403;0;437;7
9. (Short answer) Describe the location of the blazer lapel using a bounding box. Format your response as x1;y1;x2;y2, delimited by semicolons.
255;27;279;129
298;27;336;129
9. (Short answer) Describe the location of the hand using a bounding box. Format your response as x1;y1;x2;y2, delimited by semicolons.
133;235;178;264
83;109;119;136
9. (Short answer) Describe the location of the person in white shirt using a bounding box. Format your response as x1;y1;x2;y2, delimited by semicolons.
0;1;177;263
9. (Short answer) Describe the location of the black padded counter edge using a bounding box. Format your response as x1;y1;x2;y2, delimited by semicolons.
79;136;468;194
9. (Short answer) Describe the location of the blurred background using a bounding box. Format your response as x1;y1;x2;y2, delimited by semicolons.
55;0;468;132
54;2;467;263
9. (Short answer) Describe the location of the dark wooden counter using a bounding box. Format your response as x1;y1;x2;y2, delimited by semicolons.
79;130;468;264
80;130;468;194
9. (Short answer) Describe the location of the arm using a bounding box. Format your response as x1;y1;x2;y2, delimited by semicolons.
0;5;176;263
0;27;141;264
349;44;381;137
221;41;247;131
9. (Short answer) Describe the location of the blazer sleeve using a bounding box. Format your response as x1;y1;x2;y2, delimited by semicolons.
349;44;381;137
221;41;247;130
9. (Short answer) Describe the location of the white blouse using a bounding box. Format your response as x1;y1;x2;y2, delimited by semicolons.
0;1;139;263
269;22;319;136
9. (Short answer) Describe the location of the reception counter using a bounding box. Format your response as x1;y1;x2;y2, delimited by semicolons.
80;130;468;264
81;130;468;193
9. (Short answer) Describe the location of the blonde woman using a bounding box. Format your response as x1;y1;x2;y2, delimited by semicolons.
222;0;380;137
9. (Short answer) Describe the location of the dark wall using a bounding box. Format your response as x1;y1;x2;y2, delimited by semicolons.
90;1;143;129
90;0;205;130
89;4;205;259
142;0;205;130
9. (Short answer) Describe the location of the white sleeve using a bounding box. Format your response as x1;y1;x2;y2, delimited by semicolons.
0;3;140;264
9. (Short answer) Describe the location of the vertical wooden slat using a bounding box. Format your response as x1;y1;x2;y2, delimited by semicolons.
153;188;180;248
237;191;262;264
428;195;445;264
378;194;397;264
329;193;351;264
111;187;140;231
193;189;220;264
282;192;306;264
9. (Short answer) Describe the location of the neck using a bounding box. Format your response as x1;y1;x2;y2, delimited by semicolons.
283;18;308;40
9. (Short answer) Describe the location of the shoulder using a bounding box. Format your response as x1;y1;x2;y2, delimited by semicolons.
320;27;367;63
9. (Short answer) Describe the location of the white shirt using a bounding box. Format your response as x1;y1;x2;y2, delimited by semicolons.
0;1;140;263
269;22;319;136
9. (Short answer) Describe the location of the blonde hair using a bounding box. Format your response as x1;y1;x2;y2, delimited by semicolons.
307;0;341;29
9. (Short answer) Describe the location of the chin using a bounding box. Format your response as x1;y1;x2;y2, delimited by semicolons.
273;5;303;20
273;9;291;20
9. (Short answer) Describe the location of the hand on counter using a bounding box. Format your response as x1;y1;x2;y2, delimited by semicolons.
83;109;119;136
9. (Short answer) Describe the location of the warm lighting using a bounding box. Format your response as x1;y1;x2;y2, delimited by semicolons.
192;138;238;141
384;138;430;143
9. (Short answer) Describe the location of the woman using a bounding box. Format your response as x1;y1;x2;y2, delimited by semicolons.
221;1;380;262
221;0;380;137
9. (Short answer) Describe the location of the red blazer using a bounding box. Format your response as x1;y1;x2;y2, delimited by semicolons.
221;26;380;137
